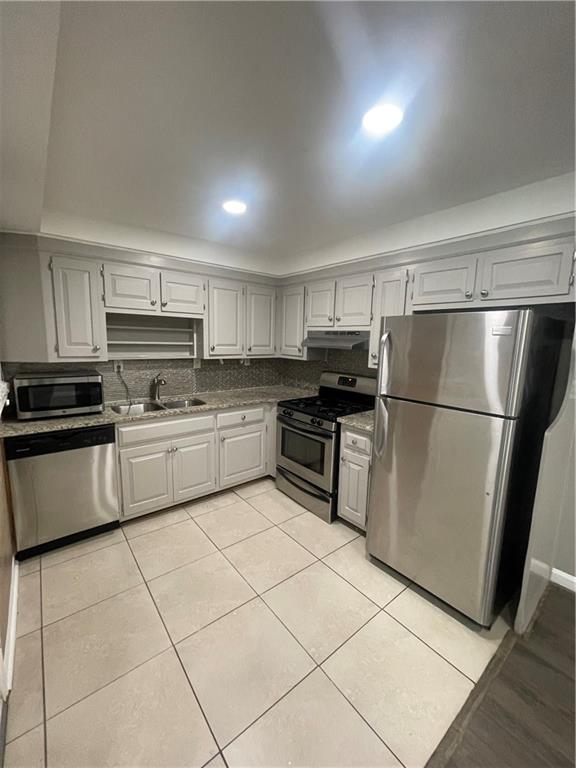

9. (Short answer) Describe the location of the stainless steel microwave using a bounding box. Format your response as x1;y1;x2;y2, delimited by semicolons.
13;370;104;420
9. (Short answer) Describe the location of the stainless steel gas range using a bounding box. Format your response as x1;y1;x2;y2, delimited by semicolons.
276;372;376;522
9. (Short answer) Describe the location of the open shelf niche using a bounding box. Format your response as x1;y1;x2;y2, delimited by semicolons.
106;313;201;359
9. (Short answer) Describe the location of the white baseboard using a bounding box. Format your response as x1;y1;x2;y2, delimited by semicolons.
3;559;19;693
551;567;576;592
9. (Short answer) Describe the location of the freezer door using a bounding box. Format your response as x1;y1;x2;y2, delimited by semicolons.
381;310;532;416
367;398;515;625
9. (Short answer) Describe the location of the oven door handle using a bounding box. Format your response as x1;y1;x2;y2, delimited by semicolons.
277;415;332;439
276;467;331;502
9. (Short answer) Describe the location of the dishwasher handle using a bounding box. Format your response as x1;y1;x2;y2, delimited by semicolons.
5;424;115;460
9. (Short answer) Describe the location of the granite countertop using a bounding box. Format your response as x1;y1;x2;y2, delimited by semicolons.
0;386;315;439
338;410;375;434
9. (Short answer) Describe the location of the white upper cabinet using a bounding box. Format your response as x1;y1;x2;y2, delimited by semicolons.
103;263;160;312
306;280;336;327
160;271;205;315
411;255;477;306
477;242;574;301
246;284;276;356
278;285;305;357
334;274;374;327
368;268;408;368
51;256;106;359
208;278;245;357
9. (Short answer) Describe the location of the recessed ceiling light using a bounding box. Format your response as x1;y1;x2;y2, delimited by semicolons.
222;199;247;215
362;104;404;137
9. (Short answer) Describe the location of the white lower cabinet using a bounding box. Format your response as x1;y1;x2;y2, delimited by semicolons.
172;433;216;503
219;423;266;488
337;432;371;530
118;408;270;518
120;441;174;517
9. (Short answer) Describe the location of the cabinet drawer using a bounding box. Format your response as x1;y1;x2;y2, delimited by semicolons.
342;430;372;455
117;414;215;447
216;407;265;429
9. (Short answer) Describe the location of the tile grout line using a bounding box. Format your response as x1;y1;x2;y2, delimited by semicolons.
40;580;146;631
41;647;171;725
122;533;223;762
39;555;48;768
317;666;408;768
381;609;478;685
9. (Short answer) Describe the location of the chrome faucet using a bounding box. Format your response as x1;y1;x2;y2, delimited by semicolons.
152;373;167;402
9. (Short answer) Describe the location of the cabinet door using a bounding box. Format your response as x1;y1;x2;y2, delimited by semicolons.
51;256;106;359
160;271;205;315
246;284;276;356
208;278;244;356
305;280;336;327
103;263;160;312
368;269;408;368
338;448;370;530
411;256;476;306
335;275;374;328
120;441;173;517
278;286;305;357
219;424;266;488
172;433;216;503
478;242;574;301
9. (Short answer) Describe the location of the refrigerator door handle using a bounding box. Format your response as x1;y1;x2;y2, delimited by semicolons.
374;396;388;458
379;331;392;395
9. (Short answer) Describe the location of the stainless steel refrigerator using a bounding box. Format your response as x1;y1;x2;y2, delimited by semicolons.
367;309;564;626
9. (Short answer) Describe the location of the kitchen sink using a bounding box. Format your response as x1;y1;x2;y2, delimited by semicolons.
162;398;206;409
111;402;166;415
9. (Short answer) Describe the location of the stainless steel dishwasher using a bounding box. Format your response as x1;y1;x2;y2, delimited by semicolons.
5;425;120;558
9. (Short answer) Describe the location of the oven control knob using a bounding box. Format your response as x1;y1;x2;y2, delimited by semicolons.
289;410;294;416
317;420;323;427
311;418;317;425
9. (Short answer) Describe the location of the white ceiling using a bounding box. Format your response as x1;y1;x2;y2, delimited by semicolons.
1;2;575;273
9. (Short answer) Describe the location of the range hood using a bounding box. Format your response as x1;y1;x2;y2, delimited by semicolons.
302;330;370;350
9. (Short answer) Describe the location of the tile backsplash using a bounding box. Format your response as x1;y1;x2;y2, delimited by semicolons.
1;350;373;403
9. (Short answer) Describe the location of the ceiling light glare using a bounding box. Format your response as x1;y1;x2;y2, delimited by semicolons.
222;200;247;215
362;104;404;137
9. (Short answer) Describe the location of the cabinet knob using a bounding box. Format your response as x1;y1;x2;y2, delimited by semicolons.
248;346;252;352
480;289;489;297
92;345;101;352
221;436;225;442
370;352;377;359
210;345;215;351
465;290;473;299
335;316;341;322
241;414;246;421
341;456;346;463
150;299;157;306
352;439;357;445
161;300;168;307
297;346;302;353
328;316;333;322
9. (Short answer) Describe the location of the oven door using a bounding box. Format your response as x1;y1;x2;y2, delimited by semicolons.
276;415;335;492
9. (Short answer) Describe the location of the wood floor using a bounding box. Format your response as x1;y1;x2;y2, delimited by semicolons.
428;585;575;768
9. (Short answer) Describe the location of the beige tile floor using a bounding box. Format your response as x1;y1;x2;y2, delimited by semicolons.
6;477;508;768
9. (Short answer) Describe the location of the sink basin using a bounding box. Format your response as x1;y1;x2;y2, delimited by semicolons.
111;402;166;415
162;398;206;409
